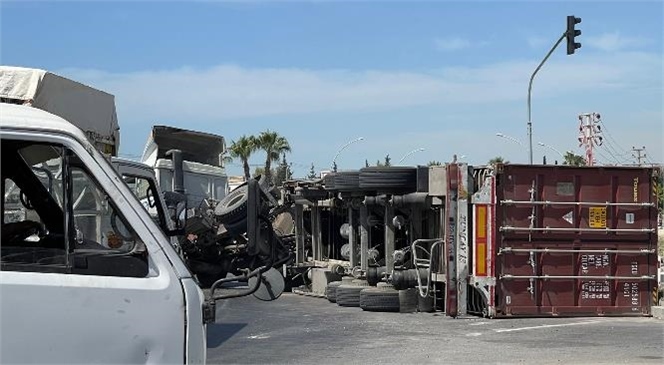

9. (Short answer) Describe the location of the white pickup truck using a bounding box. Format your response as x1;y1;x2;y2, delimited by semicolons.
0;103;209;363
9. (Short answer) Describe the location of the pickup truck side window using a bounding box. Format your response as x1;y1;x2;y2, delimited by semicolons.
122;174;167;231
1;140;148;277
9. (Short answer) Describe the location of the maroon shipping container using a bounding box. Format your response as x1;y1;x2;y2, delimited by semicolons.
491;164;659;317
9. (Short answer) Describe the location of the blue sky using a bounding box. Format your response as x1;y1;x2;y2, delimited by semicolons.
2;0;662;176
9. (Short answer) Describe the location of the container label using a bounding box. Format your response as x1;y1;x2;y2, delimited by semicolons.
589;207;607;228
563;210;574;225
625;213;635;224
556;182;574;196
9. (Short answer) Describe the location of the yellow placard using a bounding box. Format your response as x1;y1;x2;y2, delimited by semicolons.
589;207;607;228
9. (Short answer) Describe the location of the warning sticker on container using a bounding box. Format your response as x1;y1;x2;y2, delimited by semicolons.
589;207;607;228
626;213;635;225
563;211;574;225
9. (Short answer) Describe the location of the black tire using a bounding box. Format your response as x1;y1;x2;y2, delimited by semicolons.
326;281;342;303
214;184;248;223
324;173;337;191
360;283;400;312
359;166;418;193
334;171;360;191
336;280;369;307
399;288;418;313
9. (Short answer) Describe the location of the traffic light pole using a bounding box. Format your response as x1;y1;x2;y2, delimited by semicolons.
527;32;566;165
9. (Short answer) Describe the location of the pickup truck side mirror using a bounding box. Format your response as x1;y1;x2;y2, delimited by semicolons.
163;191;187;236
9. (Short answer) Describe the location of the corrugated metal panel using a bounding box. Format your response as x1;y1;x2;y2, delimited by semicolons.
493;165;659;317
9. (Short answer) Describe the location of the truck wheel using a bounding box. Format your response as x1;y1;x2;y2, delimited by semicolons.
359;167;418;193
334;171;360;191
214;184;248;223
359;282;400;312
326;281;342;303
324;173;337;191
336;279;369;307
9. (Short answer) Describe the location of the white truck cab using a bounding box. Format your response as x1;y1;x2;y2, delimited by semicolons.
0;104;207;364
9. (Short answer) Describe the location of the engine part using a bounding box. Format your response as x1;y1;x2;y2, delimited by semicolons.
366;266;387;286
391;268;429;290
392;249;406;266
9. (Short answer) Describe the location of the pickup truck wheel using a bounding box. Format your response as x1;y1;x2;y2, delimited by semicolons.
359;167;418;193
326;281;342;303
359;282;400;312
214;184;248;224
336;279;369;307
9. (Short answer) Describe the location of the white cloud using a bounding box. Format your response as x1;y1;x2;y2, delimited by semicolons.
58;51;660;128
585;32;650;52
433;37;473;51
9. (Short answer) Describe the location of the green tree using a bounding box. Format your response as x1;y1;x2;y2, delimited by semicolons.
273;153;293;186
563;152;586;166
428;160;443;166
384;154;391;167
228;135;258;180
365;159;369;168
307;163;317;180
256;130;291;181
488;156;508;166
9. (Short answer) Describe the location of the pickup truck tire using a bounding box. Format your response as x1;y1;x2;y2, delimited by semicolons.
336;279;370;307
334;171;360;191
326;281;342;303
359;166;418;193
214;184;248;224
359;283;400;312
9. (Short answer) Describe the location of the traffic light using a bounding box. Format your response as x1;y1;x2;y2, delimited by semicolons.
566;15;582;55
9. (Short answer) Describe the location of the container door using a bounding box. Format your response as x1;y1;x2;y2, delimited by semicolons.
495;165;657;317
1;136;186;364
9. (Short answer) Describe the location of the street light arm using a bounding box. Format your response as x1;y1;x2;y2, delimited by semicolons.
398;148;425;164
527;31;567;165
331;137;364;170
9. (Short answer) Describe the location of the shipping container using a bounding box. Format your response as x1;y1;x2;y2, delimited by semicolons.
472;164;659;317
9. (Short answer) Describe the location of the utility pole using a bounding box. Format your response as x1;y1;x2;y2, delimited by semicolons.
631;146;647;166
577;112;603;166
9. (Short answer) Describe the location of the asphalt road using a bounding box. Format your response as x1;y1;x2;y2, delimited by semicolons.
207;293;664;365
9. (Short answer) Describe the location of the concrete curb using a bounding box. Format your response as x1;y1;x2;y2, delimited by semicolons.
652;306;664;320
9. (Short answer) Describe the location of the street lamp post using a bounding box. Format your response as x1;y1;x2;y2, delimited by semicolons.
398;148;425;164
331;137;364;171
537;141;565;159
496;132;527;150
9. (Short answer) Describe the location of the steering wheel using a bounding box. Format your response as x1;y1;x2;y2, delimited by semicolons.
3;220;46;244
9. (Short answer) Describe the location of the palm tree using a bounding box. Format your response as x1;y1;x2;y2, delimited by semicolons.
256;130;291;181
228;135;257;180
563;152;586;166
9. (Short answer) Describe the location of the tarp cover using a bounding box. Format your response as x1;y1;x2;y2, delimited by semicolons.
0;66;120;155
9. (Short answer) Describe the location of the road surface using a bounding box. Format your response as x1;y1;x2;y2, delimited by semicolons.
207;293;664;364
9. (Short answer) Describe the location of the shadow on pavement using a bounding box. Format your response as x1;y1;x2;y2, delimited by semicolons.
206;323;248;348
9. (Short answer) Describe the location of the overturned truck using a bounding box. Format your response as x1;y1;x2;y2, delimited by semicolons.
284;163;660;318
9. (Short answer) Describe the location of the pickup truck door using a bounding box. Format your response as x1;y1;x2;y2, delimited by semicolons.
0;132;188;364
